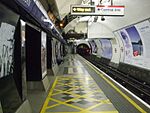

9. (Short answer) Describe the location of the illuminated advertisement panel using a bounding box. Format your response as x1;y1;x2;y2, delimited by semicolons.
99;39;112;59
135;20;150;58
135;20;150;69
118;20;150;69
126;26;143;57
0;4;19;78
119;29;133;63
88;40;98;54
52;39;57;66
41;32;47;78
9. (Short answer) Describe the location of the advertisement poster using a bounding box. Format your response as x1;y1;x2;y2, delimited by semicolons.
41;32;47;78
114;32;124;62
0;23;15;78
56;42;62;64
0;4;19;78
88;40;98;54
135;20;150;57
119;29;133;63
99;39;112;59
52;39;57;66
55;41;58;62
117;20;150;69
94;39;102;57
135;20;150;69
126;26;143;57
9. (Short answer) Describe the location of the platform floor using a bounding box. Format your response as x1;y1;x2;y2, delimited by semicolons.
40;54;150;113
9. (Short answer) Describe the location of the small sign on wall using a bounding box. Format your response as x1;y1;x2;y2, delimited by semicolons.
95;5;125;16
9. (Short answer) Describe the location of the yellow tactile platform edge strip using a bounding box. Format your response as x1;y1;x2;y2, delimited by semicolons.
82;57;147;113
42;112;118;113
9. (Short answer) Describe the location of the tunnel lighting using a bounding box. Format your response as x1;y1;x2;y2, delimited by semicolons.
85;39;89;41
59;23;63;27
21;20;26;26
75;39;80;42
79;16;91;22
43;19;50;22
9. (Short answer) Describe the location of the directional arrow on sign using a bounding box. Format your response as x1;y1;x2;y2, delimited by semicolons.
73;8;77;11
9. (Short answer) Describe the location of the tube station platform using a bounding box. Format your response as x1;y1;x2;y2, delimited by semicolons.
40;54;150;113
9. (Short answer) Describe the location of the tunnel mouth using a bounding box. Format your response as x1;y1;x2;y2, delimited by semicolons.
76;44;90;56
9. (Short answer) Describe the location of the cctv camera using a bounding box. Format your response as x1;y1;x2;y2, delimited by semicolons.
101;17;105;21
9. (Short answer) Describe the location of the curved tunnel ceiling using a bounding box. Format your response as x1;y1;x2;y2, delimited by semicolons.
102;0;150;31
59;0;150;37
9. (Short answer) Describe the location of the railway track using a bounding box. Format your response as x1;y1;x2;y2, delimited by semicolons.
83;55;150;105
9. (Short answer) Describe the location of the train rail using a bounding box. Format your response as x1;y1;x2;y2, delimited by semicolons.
83;55;150;105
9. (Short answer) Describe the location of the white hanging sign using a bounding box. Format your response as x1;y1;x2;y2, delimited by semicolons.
71;5;125;16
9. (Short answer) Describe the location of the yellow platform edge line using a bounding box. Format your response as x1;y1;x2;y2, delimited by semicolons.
45;111;118;113
84;59;147;113
40;77;58;113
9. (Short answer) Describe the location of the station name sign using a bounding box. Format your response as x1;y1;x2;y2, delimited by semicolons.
71;5;125;16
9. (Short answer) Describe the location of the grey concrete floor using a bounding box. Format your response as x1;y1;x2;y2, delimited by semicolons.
27;76;55;113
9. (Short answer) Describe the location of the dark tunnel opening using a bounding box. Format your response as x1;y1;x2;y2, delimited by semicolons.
76;44;91;56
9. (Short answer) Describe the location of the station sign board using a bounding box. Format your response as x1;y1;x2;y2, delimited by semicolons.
71;5;95;14
71;5;125;16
